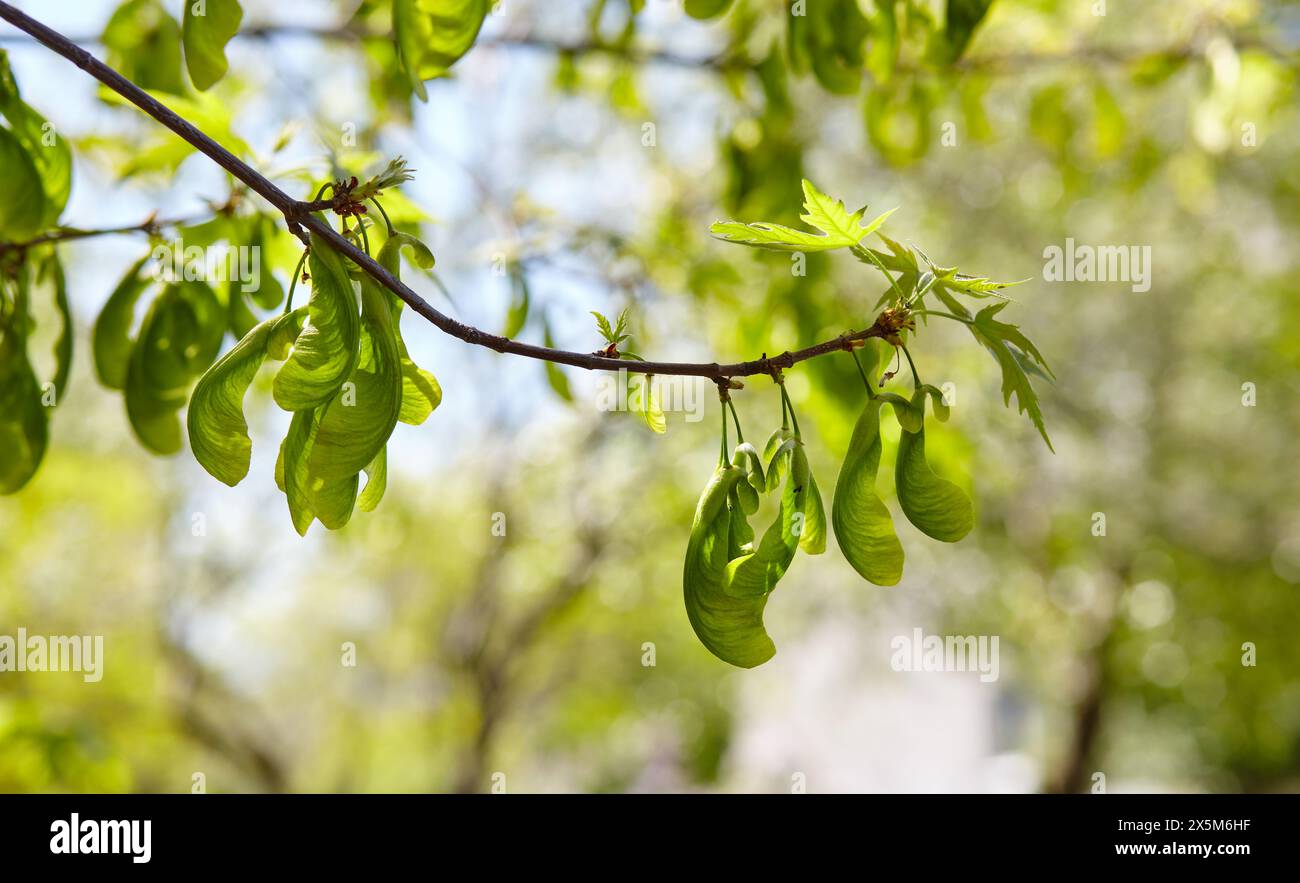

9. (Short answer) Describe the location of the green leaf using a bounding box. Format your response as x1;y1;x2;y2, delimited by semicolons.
239;214;285;310
895;392;974;543
123;281;224;455
943;0;995;62
683;464;776;668
0;127;46;240
394;0;490;102
0;351;47;494
591;310;614;343
0;270;48;495
182;0;243;91
630;373;665;433
968;301;1054;450
93;256;153;390
102;0;185;94
123;296;189;455
684;0;733;19
831;399;904;585
787;0;869;93
273;236;361;412
187;310;302;487
0;50;71;228
38;251;72;404
711;179;895;252
503;267;529;338
542;318;573;403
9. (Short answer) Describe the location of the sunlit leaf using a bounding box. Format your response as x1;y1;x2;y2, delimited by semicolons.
93;256;153;390
182;0;243;91
711;179;894;252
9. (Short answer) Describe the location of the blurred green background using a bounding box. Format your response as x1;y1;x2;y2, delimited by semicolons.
1;0;1298;792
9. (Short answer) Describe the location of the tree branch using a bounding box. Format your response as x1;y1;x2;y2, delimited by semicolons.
0;212;209;254
3;21;1294;74
0;2;889;380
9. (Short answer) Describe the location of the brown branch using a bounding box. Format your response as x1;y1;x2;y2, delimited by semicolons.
0;212;208;254
3;21;1295;73
0;1;891;381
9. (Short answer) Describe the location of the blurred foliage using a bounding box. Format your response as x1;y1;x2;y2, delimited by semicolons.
2;0;1299;792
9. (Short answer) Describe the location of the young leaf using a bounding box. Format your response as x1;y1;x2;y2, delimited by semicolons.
968;302;1054;450
710;179;894;252
542;318;573;403
121;281;224;455
37;251;72;403
0;349;47;494
123;295;189;455
942;0;995;63
684;0;733;19
502;267;529;338
0;50;71;228
591;310;614;343
0;127;46;240
393;0;490;102
631;373;665;433
101;0;185;94
182;0;243;91
0;269;48;494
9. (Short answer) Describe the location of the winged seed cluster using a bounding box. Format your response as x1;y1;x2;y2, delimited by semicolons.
686;180;1052;667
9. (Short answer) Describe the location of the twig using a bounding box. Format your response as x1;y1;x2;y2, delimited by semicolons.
0;213;206;254
0;1;899;380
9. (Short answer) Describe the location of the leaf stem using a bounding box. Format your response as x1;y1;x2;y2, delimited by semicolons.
849;348;876;397
726;397;745;444
719;397;729;467
369;196;395;236
283;248;309;314
912;309;975;326
779;383;802;439
854;244;907;303
901;344;921;389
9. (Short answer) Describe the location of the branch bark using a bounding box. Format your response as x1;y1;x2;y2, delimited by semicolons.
0;1;890;380
0;212;208;254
